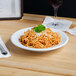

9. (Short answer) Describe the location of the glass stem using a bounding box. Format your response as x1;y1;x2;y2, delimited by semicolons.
54;8;58;25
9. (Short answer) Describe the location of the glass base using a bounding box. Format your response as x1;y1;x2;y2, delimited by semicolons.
52;23;58;26
46;22;64;29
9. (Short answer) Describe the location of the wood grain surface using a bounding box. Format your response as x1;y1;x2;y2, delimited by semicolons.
0;13;76;76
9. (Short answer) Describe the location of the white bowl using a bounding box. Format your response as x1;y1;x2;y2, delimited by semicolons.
11;27;69;52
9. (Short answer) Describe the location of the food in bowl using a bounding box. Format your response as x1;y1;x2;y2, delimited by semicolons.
19;25;61;48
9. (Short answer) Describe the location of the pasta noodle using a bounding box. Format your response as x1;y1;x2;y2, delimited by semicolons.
19;28;61;48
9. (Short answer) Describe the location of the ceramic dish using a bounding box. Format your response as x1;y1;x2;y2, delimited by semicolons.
11;27;69;52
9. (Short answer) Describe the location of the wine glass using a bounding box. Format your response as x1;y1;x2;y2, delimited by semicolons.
48;0;63;26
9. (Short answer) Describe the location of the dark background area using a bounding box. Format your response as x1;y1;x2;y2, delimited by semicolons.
23;0;76;18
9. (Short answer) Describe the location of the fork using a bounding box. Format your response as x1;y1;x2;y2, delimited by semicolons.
0;36;7;55
0;44;8;55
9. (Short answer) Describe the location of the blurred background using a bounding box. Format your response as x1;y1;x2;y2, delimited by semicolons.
23;0;76;18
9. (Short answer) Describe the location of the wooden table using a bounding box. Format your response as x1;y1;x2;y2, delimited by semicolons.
0;13;76;76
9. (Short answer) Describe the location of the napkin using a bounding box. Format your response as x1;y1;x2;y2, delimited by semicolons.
42;16;76;36
0;37;11;58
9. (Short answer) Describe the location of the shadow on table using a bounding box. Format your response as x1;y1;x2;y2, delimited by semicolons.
6;39;62;57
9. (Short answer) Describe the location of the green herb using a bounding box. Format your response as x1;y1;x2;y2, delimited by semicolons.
38;24;45;32
33;27;40;33
33;24;45;33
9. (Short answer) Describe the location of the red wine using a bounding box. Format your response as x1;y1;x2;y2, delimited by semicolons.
48;0;63;8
